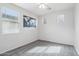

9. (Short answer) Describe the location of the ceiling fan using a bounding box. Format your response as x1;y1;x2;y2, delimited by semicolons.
38;3;52;10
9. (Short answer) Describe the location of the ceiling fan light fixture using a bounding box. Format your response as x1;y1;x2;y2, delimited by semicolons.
38;3;52;10
39;3;47;9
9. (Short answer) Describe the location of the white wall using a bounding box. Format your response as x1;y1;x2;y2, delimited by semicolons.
38;8;75;45
74;3;79;55
0;4;38;54
0;3;76;54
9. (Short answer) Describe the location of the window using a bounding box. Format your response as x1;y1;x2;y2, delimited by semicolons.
2;7;18;20
57;14;64;24
23;15;37;27
1;7;19;34
2;21;19;34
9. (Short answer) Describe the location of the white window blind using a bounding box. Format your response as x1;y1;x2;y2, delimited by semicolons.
1;7;19;34
2;21;19;34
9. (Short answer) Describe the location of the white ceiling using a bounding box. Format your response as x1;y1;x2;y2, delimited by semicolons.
15;3;75;16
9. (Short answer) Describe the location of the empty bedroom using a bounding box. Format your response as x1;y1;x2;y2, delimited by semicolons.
0;3;79;56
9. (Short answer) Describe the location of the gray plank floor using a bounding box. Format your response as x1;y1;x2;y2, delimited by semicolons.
0;40;78;56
